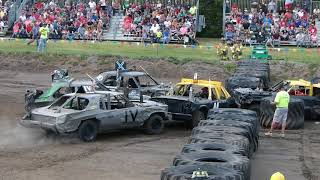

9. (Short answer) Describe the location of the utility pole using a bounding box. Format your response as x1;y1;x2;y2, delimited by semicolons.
222;0;226;36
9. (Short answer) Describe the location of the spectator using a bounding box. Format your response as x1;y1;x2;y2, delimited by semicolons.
112;0;120;16
268;0;276;13
100;0;106;10
88;0;96;12
156;30;162;43
296;31;305;47
27;23;39;45
150;21;160;33
163;28;170;44
0;20;4;32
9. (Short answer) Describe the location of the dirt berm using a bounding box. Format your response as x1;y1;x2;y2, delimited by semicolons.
1;54;320;82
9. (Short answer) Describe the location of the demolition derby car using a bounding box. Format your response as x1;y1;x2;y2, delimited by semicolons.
151;78;236;128
95;70;170;96
24;69;100;111
21;92;170;142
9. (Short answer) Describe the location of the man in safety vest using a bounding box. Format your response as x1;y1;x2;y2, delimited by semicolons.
270;172;285;180
231;39;243;60
191;168;209;179
37;23;50;53
265;86;290;137
217;38;229;60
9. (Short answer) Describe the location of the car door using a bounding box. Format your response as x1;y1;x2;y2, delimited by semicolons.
97;95;143;131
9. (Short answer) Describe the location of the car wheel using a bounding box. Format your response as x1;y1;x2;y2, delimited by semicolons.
186;110;206;129
144;114;164;135
78;120;98;142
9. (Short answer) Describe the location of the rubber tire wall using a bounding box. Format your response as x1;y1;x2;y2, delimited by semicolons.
259;97;305;129
161;165;244;180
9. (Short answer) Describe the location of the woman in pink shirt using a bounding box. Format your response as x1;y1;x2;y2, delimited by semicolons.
180;25;188;35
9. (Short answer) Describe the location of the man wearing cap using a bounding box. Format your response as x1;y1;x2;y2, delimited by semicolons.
265;86;290;137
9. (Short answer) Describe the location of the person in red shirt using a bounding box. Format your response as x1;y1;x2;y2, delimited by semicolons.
309;24;317;35
34;2;44;10
26;23;33;34
284;11;292;20
280;20;286;28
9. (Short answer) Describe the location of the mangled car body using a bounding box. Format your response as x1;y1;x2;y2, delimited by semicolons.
95;70;170;96
21;92;170;142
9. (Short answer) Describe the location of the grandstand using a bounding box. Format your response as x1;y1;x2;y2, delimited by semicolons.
223;0;320;46
3;0;201;43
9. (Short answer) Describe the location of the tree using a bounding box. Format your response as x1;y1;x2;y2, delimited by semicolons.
197;0;223;38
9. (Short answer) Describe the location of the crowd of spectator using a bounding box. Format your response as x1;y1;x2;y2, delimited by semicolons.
121;2;197;44
11;0;112;41
225;0;319;47
0;0;13;33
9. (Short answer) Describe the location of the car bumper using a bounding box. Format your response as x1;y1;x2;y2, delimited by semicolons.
20;119;59;133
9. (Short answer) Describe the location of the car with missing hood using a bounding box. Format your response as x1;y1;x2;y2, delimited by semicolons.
95;70;170;96
21;92;170;142
151;78;236;128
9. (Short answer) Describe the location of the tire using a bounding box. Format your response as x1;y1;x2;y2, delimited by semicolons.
78;120;98;142
259;97;304;129
144;114;164;134
206;114;259;134
191;126;254;157
186;110;206;129
198;119;259;152
188;133;250;154
161;164;244;180
191;126;252;144
182;143;247;157
198;120;255;138
226;76;263;92
247;104;261;117
208;108;257;118
172;152;250;179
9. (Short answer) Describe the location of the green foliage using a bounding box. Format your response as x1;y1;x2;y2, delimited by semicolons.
223;63;237;73
197;0;223;38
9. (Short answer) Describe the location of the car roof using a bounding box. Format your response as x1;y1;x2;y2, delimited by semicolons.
176;78;223;88
69;80;95;86
64;93;104;98
99;71;146;77
287;79;311;87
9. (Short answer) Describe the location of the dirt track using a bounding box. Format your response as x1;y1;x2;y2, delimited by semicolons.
0;70;320;180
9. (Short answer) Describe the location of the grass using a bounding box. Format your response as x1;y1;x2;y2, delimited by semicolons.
0;38;319;64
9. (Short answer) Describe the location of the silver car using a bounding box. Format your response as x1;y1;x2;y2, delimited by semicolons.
21;92;170;142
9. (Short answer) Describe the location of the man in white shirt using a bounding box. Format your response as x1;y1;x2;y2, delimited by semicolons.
164;20;171;28
268;0;276;13
150;22;160;33
100;0;106;10
0;20;4;32
89;0;96;10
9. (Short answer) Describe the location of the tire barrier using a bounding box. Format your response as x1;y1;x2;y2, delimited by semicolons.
160;108;259;180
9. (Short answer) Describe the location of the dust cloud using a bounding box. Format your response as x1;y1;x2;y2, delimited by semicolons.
0;117;80;151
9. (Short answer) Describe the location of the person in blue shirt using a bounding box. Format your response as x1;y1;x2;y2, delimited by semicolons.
163;28;170;44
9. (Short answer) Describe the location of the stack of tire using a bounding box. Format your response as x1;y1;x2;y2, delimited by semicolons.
161;108;259;180
226;59;270;93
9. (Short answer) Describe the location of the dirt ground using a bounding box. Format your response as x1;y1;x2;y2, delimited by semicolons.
0;66;320;179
